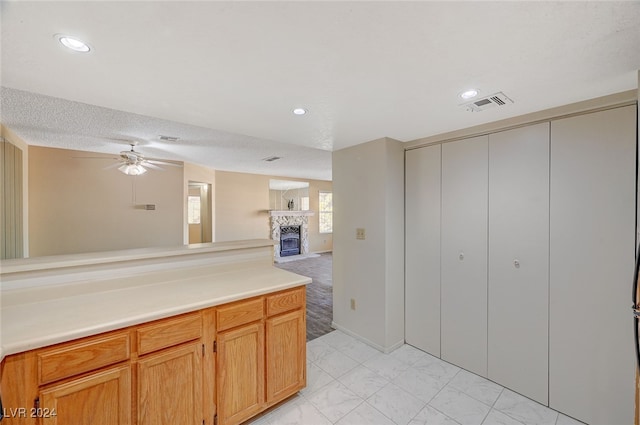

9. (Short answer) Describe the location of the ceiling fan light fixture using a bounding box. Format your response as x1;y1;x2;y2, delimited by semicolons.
56;35;91;53
119;164;147;176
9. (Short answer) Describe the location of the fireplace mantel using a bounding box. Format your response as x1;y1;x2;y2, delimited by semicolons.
268;210;315;217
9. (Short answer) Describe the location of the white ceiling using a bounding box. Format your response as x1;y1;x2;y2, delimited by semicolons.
2;1;639;182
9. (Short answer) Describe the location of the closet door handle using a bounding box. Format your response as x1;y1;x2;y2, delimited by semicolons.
513;259;520;268
459;252;464;261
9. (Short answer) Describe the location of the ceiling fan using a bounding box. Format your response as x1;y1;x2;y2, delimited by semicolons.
77;143;182;176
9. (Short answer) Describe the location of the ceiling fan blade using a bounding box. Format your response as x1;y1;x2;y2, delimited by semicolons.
146;159;183;167
103;162;123;170
143;162;164;171
73;156;120;160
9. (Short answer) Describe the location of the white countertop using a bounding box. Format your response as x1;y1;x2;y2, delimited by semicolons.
0;262;311;362
0;239;276;274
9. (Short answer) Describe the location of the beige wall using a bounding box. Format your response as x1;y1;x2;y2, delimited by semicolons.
215;171;270;242
215;170;333;253
332;137;404;351
29;146;184;256
8;130;330;257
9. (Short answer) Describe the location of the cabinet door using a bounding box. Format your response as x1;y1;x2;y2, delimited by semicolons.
217;322;265;425
405;145;441;357
137;343;203;425
266;309;305;404
40;365;131;425
488;123;549;404
441;135;488;377
550;105;636;424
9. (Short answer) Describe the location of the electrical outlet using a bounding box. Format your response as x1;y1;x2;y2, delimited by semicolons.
350;298;356;310
356;228;366;240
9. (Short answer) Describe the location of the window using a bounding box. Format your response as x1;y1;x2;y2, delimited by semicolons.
300;196;309;211
319;192;333;233
188;196;201;224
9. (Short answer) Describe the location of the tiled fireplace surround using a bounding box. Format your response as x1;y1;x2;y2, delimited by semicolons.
269;210;314;259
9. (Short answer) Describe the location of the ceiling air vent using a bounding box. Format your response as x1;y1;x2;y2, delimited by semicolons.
262;156;282;162
159;135;180;142
461;92;513;112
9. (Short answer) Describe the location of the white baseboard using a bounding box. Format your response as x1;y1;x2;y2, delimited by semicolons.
330;321;404;354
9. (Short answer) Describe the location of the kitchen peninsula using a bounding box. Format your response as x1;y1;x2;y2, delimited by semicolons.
0;239;310;425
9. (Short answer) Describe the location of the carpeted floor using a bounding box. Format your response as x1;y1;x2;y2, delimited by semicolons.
275;252;333;341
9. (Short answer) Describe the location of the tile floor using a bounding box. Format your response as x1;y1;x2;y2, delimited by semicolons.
248;330;585;425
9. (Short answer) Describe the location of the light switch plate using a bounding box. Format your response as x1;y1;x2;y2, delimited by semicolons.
356;228;366;240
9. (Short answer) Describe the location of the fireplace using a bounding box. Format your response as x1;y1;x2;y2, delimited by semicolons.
269;210;314;260
279;226;301;257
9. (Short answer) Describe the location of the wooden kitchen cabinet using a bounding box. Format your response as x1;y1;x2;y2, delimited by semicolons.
39;365;131;425
35;330;133;425
0;286;307;425
215;296;266;425
216;322;265;425
137;343;203;425
266;308;305;404
215;287;306;425
136;312;204;425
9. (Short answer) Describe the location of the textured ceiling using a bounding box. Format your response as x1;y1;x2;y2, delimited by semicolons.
1;87;333;181
1;1;639;181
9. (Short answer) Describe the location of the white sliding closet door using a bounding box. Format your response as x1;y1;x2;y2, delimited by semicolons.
550;105;636;425
488;123;549;404
441;136;488;377
405;145;441;356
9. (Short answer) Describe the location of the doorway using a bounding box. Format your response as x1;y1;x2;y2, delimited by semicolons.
188;181;212;244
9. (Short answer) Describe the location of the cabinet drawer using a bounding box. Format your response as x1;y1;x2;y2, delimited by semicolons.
38;331;130;385
266;287;305;317
217;298;264;332
137;312;202;356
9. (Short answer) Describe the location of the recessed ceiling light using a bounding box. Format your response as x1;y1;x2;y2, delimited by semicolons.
459;89;479;100
56;34;91;53
292;108;307;116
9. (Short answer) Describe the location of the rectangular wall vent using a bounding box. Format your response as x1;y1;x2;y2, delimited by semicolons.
461;92;513;112
159;135;180;142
